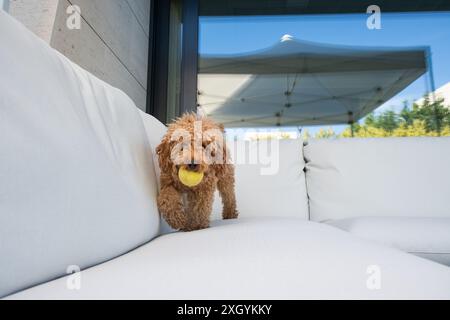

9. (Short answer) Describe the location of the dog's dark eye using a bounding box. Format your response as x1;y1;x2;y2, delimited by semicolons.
180;143;190;152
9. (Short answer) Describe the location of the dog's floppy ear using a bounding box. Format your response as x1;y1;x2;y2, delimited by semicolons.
156;134;172;174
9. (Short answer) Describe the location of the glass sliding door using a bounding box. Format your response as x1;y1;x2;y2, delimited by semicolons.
166;0;183;123
195;1;450;140
149;0;198;124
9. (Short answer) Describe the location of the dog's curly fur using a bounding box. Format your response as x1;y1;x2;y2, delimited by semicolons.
156;113;238;231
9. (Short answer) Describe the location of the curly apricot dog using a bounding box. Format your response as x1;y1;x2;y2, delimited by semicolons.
156;113;238;231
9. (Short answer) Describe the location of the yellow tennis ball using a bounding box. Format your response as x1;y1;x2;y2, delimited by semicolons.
178;167;204;187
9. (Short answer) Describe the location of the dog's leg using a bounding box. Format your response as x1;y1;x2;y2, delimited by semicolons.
183;188;215;231
157;185;186;230
218;165;238;220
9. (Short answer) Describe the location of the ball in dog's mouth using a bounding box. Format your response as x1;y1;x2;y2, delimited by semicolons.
178;167;204;187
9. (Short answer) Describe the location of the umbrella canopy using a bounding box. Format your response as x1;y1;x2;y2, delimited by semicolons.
198;36;427;128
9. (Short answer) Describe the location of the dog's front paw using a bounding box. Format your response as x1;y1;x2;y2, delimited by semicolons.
181;216;210;232
222;209;238;220
162;209;187;230
181;223;209;232
157;189;187;230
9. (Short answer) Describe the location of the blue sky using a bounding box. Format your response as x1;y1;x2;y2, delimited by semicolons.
199;12;450;135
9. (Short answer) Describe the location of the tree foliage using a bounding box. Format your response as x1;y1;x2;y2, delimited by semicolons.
304;97;450;139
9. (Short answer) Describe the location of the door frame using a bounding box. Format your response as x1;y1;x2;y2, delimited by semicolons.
146;0;199;124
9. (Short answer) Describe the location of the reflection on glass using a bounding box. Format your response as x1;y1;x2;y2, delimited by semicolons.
166;0;183;123
198;13;450;139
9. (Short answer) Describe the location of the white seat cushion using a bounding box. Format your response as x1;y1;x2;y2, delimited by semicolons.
139;111;177;235
139;111;167;189
304;137;450;222
0;11;159;298
6;218;450;300
212;139;309;220
327;217;450;266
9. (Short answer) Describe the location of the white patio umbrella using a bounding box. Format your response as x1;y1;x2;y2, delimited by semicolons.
198;35;427;128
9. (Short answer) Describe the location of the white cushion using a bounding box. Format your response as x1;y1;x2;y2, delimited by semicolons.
139;111;167;189
0;11;159;298
327;217;450;266
139;111;176;234
212;139;309;220
304;137;450;222
6;218;450;300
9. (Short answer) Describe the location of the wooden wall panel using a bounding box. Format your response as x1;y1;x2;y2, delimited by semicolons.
50;0;147;109
8;0;58;43
126;0;150;37
68;0;149;90
9;0;150;111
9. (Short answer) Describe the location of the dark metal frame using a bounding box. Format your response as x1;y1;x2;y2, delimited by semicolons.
180;0;199;114
146;0;171;123
146;0;199;123
199;0;450;16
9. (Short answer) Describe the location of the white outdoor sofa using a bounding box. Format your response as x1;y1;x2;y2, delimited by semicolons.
1;10;450;300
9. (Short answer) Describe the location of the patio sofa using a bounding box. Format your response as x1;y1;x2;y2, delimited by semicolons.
1;10;450;299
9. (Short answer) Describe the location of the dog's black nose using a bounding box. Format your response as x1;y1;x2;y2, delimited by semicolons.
188;163;199;171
